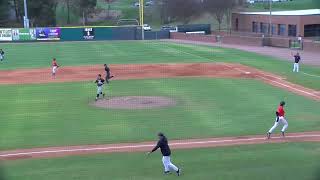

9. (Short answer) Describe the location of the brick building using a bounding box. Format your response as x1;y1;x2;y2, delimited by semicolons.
232;9;320;37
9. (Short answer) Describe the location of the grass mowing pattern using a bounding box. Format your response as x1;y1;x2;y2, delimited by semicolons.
247;0;317;11
1;78;319;150
3;142;320;180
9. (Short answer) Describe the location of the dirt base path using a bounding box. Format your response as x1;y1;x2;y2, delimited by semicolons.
1;132;320;161
0;63;319;100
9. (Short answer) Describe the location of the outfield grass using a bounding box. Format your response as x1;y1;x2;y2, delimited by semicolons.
247;0;318;11
1;41;319;89
1;78;319;150
2;142;320;180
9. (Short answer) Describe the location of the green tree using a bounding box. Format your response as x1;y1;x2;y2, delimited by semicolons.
12;0;58;27
28;0;58;26
0;0;10;25
203;0;238;31
77;0;97;25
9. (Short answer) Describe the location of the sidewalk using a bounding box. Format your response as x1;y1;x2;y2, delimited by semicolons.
165;39;320;66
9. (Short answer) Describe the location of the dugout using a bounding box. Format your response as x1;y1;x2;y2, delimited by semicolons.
177;24;211;35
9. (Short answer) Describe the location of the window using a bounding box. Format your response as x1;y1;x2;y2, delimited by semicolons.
288;24;297;37
278;24;286;36
260;23;269;34
235;18;239;31
271;24;277;35
252;22;259;33
304;24;320;37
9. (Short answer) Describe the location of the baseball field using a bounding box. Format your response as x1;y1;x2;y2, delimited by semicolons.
0;40;320;180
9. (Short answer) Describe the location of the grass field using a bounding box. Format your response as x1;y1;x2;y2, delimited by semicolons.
1;40;320;179
1;78;320;150
1;41;320;89
248;0;318;11
2;142;320;180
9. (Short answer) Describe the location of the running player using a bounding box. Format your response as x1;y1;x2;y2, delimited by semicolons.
147;133;181;176
267;101;288;139
95;74;105;101
104;64;114;84
51;58;59;78
0;49;5;61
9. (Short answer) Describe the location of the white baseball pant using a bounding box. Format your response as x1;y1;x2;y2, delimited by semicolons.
52;66;58;74
293;63;299;72
97;86;103;94
268;116;288;133
162;156;178;172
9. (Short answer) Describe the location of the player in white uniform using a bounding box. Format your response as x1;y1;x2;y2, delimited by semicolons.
95;74;105;101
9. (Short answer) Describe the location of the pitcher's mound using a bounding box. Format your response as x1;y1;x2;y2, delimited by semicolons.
91;96;176;109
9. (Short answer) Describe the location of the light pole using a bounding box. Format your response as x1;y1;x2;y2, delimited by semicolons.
23;0;29;28
268;0;272;36
139;0;144;40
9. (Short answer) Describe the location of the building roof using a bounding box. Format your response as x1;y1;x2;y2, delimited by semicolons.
236;9;320;16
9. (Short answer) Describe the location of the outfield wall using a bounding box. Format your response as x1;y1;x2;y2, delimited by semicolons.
0;26;170;42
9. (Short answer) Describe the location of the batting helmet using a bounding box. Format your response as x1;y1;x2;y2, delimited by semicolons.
280;101;286;106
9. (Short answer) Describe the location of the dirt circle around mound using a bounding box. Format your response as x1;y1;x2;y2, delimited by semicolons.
91;96;176;109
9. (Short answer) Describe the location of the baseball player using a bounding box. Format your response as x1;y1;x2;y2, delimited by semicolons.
51;58;59;78
267;101;288;139
104;64;114;84
292;52;301;72
147;133;181;176
94;74;105;101
0;49;5;61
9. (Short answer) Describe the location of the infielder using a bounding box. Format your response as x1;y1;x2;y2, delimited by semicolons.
147;133;181;176
0;49;5;61
292;52;301;72
267;101;288;139
51;58;59;78
95;74;105;101
104;64;114;84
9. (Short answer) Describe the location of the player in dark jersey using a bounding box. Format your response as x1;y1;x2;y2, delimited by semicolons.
0;49;5;61
292;52;301;72
104;64;114;84
147;133;181;176
95;74;105;101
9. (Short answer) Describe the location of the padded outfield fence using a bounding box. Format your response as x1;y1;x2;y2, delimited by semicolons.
0;26;170;42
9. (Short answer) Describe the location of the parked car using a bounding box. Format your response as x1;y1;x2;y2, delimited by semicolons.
134;2;140;7
145;1;154;6
143;24;152;31
161;25;178;32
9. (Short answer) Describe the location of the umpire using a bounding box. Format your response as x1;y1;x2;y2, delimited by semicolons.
147;133;181;176
104;64;114;84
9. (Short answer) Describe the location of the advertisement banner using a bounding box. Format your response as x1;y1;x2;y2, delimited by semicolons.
83;28;95;40
36;28;61;40
12;28;36;41
0;29;12;41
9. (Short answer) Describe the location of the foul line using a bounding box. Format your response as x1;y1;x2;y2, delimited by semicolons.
302;72;320;78
231;66;319;99
257;75;319;98
1;134;320;158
